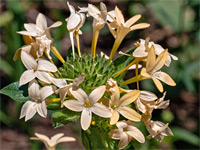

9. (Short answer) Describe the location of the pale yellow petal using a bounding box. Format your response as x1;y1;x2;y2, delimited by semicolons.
115;6;125;25
36;101;47;118
140;68;151;78
119;107;141;122
49;21;62;28
146;45;156;73
152;78;163;93
24;23;38;33
111;85;120;105
130;23;150;31
28;79;40;100
125;14;141;28
119;90;140;106
35;133;50;142
25;102;37;121
67;14;81;31
118;133;129;149
21;51;37;70
110;110;120;125
126;126;145;143
20;101;32;119
153;49;168;72
153;71;176;86
50;133;64;143
108;129;122;140
57;137;76;143
40;86;55;100
35;71;53;84
140;90;157;101
17;31;37;36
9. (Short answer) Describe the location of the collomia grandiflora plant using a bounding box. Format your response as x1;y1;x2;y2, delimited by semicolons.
0;2;178;150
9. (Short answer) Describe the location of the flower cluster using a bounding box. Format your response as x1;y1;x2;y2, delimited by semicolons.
9;2;178;150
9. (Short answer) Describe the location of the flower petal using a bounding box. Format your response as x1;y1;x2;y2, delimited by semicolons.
67;13;81;31
108;129;123;140
136;98;146;113
81;109;92;130
111;85;120;105
50;133;64;143
127;126;145;143
152;78;164;93
36;13;47;31
28;79;40;100
36;101;47;118
140;91;157;101
153;71;176;86
19;70;35;86
37;59;58;72
25;102;37;121
115;6;125;25
24;23;38;33
118;133;129;149
89;85;106;103
125;14;141;28
17;31;38;36
119;90;140;106
20;101;32;119
63;100;84;112
91;103;111;118
40;86;55;100
132;44;147;58
49;21;62;28
146;45;156;72
130;23;150;31
35;133;50;142
153;49;168;72
119;107;141;122
57;137;76;144
110;110;120;125
69;88;87;102
35;71;53;84
116;121;128;129
21;51;37;70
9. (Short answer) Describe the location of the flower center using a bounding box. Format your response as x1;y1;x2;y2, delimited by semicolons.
111;105;117;110
84;99;91;108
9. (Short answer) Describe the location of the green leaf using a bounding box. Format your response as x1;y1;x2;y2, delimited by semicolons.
81;126;118;150
52;108;80;128
0;81;29;102
172;127;200;146
46;102;61;110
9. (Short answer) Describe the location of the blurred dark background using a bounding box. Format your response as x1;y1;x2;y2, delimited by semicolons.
0;0;199;149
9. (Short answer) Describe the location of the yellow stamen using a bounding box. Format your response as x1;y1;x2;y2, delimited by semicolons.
75;31;81;57
46;98;61;104
50;46;65;64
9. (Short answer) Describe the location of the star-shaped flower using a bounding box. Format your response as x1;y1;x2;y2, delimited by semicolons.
140;45;176;92
107;6;150;60
17;13;62;59
109;85;141;125
109;120;145;149
20;79;55;121
30;132;75;150
145;120;173;142
63;85;112;130
133;39;178;66
19;51;58;86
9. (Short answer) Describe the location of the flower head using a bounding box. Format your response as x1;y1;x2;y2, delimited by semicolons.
17;13;62;59
133;39;178;66
109;85;141;125
109;120;145;149
30;132;75;150
141;45;176;92
63;85;112;130
146;120;173;142
20;79;55;121
19;51;57;86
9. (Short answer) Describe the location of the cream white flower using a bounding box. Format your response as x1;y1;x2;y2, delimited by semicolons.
30;132;76;150
17;13;62;59
109;85;141;125
20;79;55;121
66;2;85;59
63;85;112;130
136;91;170;114
109;120;145;149
19;51;57;86
146;120;173;142
140;45;176;92
133;39;178;66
